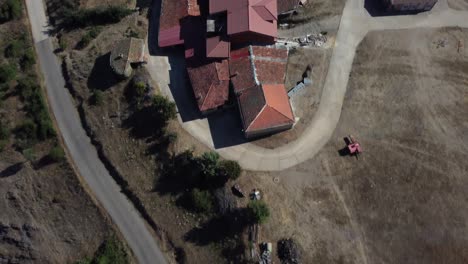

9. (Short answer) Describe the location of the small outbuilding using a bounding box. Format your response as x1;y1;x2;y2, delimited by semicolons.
383;0;438;12
110;38;147;78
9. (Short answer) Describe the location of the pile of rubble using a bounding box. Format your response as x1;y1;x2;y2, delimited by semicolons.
295;33;328;47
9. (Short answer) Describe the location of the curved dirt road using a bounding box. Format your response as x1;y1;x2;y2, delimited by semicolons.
25;1;167;263
148;0;468;171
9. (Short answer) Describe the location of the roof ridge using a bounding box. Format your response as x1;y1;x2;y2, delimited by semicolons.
267;102;294;122
200;82;216;110
246;104;267;131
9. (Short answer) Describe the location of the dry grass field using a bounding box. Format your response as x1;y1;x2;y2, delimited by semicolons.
243;27;468;263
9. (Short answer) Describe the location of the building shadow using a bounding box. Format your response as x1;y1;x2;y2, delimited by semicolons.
207;107;249;149
87;52;122;91
364;0;423;17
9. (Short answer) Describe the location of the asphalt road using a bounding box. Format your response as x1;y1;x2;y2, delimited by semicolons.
147;0;468;172
24;1;167;263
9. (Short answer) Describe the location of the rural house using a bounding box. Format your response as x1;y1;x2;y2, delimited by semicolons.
158;0;296;138
230;46;294;138
110;38;146;78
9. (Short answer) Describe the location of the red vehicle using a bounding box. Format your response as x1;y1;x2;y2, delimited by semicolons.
347;135;362;155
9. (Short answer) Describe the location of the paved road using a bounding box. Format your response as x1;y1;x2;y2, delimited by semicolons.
25;1;167;263
147;0;468;171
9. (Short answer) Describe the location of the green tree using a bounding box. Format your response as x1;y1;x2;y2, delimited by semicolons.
48;145;65;162
190;188;214;213
197;151;220;179
4;39;24;58
247;200;270;224
150;95;176;123
0;0;22;22
62;6;132;29
218;160;241;180
0;64;17;82
20;49;35;70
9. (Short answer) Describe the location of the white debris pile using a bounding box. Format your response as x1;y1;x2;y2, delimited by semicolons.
295;33;328;47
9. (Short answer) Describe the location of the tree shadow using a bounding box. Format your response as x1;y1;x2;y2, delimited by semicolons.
184;208;250;246
0;162;24;178
87;52;122;91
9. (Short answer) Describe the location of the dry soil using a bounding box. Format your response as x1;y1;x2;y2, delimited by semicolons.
243;27;468;264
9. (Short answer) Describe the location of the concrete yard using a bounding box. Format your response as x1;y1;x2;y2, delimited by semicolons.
244;27;468;263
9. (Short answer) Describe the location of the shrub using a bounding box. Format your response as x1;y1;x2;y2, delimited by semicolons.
150;95;177;123
247;200;270;224
20;49;36;70
61;6;132;29
58;37;68;51
197;151;220;179
0;139;7;152
22;147;36;161
77;27;101;49
4;39;24;58
218;160;241;180
0;0;22;22
190;188;214;213
277;238;302;264
91;90;104;106
48;145;65;162
15;119;37;143
0;121;10;140
0;64;17;82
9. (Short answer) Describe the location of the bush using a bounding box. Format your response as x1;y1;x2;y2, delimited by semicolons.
277;238;302;264
0;0;22;22
48;145;65;162
77;27;101;49
92;90;104;105
0;121;10;140
61;6;132;29
0;139;7;152
197;151;220;178
85;237;128;264
20;49;36;70
58;37;68;51
15;119;37;143
4;39;24;58
247;200;270;224
218;160;241;180
190;188;214;213
150;95;177;123
22;147;36;161
0;64;17;82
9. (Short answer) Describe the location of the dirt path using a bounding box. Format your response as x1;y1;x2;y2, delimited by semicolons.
147;0;468;171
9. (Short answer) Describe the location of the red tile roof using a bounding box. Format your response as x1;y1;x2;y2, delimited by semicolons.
206;36;230;58
230;45;288;93
238;84;294;132
158;0;201;47
230;45;293;132
187;60;230;112
209;0;278;39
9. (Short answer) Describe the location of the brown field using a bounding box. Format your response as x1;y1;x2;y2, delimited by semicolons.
243;27;468;263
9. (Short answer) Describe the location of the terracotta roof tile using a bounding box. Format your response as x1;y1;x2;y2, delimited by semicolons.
230;45;294;132
187;60;230;112
158;0;201;47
